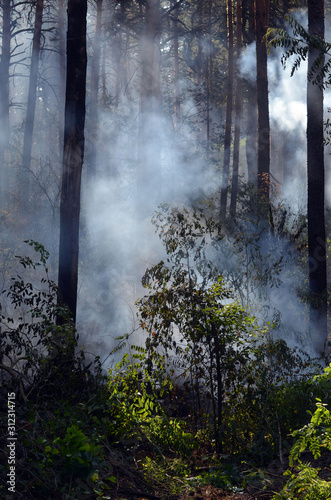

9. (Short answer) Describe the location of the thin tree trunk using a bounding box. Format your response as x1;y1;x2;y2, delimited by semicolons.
58;0;87;325
87;0;103;177
230;0;243;217
255;0;270;208
206;0;212;155
21;0;44;209
137;0;161;217
172;0;180;128
244;0;257;186
220;0;234;219
57;0;66;157
307;0;328;357
0;0;11;208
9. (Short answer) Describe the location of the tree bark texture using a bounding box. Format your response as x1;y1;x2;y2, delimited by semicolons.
255;0;270;205
307;0;328;356
21;0;44;208
220;0;234;219
58;0;87;324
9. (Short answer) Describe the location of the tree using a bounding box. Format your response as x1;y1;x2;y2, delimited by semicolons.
138;205;259;452
255;0;270;206
21;0;45;209
58;0;88;325
266;8;329;357
307;0;327;356
137;0;161;217
230;0;243;217
220;0;234;219
243;0;257;186
87;0;103;177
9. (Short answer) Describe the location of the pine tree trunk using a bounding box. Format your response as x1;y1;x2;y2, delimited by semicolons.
230;0;243;217
58;0;87;325
21;0;44;209
255;0;270;207
87;0;103;176
244;0;257;186
220;0;234;219
307;0;328;356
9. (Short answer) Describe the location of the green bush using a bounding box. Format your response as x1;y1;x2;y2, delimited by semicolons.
107;347;196;456
273;364;331;499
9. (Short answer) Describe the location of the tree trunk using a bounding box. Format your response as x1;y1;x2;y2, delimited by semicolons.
21;0;44;209
138;0;161;217
58;0;87;325
255;0;270;207
87;0;103;177
0;0;11;208
57;0;66;158
244;0;257;186
172;0;180;129
220;0;234;219
230;0;243;217
307;0;328;357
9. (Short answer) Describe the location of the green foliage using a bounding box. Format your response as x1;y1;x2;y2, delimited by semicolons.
0;240;76;399
266;15;331;88
273;364;331;499
137;204;320;459
44;424;102;478
273;464;331;500
107;347;196;457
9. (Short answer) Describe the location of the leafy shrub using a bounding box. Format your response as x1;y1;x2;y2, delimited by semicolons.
107;347;196;456
0;240;76;400
273;364;331;499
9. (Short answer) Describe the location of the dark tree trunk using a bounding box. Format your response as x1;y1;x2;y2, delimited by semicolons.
230;0;243;217
244;0;257;186
0;0;11;208
255;0;270;206
87;0;103;176
307;0;328;356
58;0;87;325
220;0;234;219
21;0;44;209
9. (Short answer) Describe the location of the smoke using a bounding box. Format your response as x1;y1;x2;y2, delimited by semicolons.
76;6;324;365
1;2;329;367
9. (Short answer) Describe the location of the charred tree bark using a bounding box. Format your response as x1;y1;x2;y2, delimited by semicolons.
307;0;328;357
21;0;44;209
230;0;243;218
220;0;234;219
58;0;87;325
255;0;270;207
0;0;11;208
